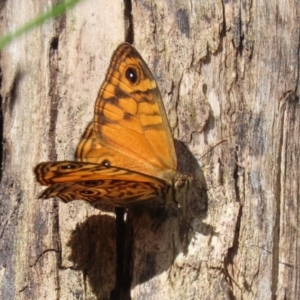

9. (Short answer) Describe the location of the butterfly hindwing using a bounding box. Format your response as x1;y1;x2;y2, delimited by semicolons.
35;161;166;186
34;161;167;206
37;180;164;206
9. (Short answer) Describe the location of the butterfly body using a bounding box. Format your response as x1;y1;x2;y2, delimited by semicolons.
35;43;188;206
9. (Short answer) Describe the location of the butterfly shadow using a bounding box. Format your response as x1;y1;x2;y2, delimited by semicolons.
125;139;213;288
66;212;119;299
66;141;212;298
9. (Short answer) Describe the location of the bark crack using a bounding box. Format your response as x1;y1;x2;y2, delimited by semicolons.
270;95;287;298
223;146;243;297
124;0;134;44
0;65;3;182
48;36;59;162
111;208;132;300
295;33;300;92
110;3;135;299
48;14;66;300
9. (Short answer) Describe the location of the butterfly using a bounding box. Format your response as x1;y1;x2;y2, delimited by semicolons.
34;43;189;207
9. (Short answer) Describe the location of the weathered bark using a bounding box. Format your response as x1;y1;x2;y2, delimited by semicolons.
1;0;300;299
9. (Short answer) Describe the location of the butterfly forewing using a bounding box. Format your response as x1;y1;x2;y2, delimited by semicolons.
94;43;177;178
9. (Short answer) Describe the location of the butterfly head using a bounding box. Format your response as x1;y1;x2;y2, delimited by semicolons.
164;173;192;206
174;173;192;192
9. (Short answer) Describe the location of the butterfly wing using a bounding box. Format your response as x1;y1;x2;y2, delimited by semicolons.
94;43;177;183
34;43;183;206
36;181;163;206
34;161;168;205
76;122;175;179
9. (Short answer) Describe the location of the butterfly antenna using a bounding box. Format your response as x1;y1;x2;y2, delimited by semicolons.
200;140;228;159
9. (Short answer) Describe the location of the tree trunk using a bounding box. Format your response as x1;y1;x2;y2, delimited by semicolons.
1;0;299;299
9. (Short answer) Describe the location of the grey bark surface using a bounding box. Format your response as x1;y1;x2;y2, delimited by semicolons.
1;0;300;299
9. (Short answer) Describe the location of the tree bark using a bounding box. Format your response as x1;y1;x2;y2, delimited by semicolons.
1;0;300;299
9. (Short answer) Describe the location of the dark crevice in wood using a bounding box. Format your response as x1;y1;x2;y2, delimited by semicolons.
176;9;189;38
296;35;300;92
233;146;241;204
18;285;28;293
47;15;66;161
124;0;134;44
220;0;226;38
223;146;243;296
50;36;59;51
0;65;3;182
224;202;243;296
48;35;59;161
237;35;244;57
111;208;132;300
232;3;242;51
53;199;62;265
48;14;66;300
110;3;135;299
271;103;285;298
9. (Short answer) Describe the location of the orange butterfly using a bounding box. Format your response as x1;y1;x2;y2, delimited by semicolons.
34;43;189;206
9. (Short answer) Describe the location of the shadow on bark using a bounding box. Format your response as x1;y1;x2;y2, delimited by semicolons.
67;140;211;299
